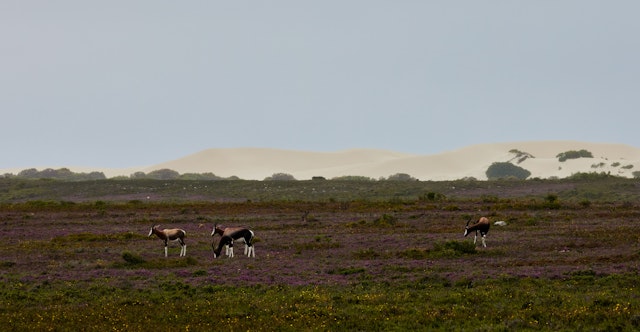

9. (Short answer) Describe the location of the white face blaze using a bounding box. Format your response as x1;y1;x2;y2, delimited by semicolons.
148;228;154;237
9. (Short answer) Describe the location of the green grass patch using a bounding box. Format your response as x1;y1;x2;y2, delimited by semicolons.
1;274;639;331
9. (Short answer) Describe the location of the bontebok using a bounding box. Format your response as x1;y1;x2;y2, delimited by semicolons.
148;225;187;257
211;224;255;258
213;235;235;258
464;217;490;247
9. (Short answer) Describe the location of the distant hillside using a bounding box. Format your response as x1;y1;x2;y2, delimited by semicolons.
3;141;639;180
143;141;640;180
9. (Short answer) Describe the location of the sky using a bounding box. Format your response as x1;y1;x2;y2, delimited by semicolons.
2;1;640;169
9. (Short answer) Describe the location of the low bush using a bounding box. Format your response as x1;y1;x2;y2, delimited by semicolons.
557;149;593;162
121;251;145;265
486;162;531;180
431;240;477;257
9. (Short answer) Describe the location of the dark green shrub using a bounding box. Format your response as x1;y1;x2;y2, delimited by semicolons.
486;162;531;180
122;252;146;264
431;241;477;257
0;261;16;267
146;169;180;180
264;173;296;181
373;214;397;226
557;149;593;162
419;192;445;201
579;199;592;208
385;173;416;181
192;270;207;277
509;149;535;163
328;267;366;275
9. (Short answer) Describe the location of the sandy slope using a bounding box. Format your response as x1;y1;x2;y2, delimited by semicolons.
143;141;640;180
3;141;639;180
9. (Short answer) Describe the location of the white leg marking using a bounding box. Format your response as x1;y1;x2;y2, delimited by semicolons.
164;246;168;257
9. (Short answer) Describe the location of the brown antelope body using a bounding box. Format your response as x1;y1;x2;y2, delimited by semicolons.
148;225;186;257
464;217;490;247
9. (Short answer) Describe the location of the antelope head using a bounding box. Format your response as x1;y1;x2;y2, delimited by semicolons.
464;218;472;237
148;224;158;237
211;223;223;236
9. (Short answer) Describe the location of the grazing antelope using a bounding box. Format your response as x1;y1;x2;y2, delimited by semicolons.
464;217;490;247
213;235;235;258
211;224;232;256
211;224;255;258
148;225;186;257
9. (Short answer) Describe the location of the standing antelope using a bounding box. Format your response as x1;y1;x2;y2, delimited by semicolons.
211;224;255;258
464;217;490;247
148;225;187;257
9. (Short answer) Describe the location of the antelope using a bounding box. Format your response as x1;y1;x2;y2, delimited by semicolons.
464;217;490;247
211;224;255;258
213;235;234;258
148;225;186;257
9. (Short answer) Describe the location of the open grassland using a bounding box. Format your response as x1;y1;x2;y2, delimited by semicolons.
1;178;639;330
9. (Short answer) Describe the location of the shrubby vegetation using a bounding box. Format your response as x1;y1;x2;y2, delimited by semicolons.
384;173;417;181
264;173;297;181
3;173;640;203
4;168;234;181
2;171;640;330
2;275;638;331
568;172;617;180
557;149;593;162
508;149;535;164
3;168;106;181
485;162;531;180
331;175;376;181
2;188;640;330
145;168;181;180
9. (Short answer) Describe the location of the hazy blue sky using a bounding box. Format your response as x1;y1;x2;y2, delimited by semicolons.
2;1;639;168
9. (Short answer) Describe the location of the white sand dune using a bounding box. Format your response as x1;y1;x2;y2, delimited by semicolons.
3;141;640;180
144;141;640;180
